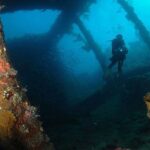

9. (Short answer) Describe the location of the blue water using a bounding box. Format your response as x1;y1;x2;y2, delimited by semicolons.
1;0;150;149
1;10;60;39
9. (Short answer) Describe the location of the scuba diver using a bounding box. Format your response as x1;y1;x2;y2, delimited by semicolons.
108;34;128;77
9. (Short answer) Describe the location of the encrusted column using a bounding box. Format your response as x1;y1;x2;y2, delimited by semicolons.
0;20;54;150
117;0;150;49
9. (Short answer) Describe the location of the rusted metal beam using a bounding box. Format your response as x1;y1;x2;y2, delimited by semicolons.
46;11;75;44
47;12;106;71
1;0;94;13
117;0;150;49
75;17;106;71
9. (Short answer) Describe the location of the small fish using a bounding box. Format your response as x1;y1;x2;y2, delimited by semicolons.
117;24;123;31
41;9;47;12
0;5;5;11
116;8;122;13
83;13;89;20
82;44;91;51
72;33;85;43
76;34;84;42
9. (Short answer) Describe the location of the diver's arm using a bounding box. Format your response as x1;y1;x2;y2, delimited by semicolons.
112;39;117;55
122;40;128;54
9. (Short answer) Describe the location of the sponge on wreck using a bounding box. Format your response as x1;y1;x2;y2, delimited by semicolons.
0;110;16;138
144;92;150;118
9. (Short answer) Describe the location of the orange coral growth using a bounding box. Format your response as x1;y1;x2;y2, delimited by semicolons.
0;110;16;138
0;99;10;110
144;92;150;118
0;76;9;86
0;58;10;73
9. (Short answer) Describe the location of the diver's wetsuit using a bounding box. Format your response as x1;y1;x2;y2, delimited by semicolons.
108;38;128;74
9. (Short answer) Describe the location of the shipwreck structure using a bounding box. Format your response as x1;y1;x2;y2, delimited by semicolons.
1;0;150;70
0;0;150;149
2;0;150;70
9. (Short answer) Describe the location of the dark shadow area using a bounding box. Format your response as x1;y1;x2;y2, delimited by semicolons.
6;35;70;131
73;65;150;116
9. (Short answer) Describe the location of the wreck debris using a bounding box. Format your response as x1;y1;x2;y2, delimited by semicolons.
0;20;54;149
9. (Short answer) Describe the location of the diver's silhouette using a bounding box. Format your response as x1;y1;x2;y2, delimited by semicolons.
108;34;128;76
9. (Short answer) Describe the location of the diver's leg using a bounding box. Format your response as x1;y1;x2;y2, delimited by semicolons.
103;57;117;80
118;60;124;74
108;58;117;69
